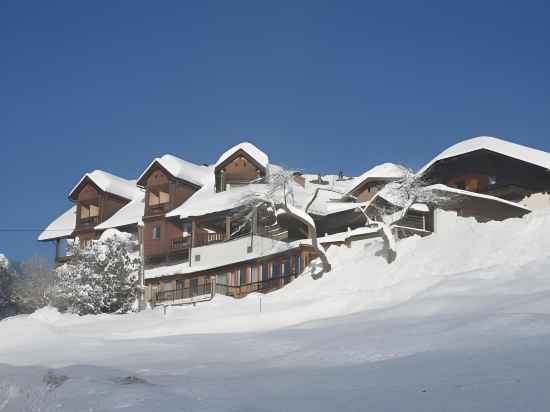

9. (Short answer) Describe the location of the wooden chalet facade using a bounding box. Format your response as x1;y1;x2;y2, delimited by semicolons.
39;136;550;307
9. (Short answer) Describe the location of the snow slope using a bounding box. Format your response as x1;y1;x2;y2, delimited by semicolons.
2;211;550;411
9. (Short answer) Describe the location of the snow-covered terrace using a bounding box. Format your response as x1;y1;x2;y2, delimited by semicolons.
145;235;302;280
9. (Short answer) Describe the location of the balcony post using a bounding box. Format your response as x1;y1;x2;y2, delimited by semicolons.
137;225;146;310
55;239;61;262
189;219;196;267
225;216;231;240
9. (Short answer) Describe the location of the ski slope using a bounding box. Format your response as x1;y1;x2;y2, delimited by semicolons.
2;210;550;411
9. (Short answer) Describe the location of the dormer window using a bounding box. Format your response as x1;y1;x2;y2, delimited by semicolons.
149;188;170;206
80;203;99;219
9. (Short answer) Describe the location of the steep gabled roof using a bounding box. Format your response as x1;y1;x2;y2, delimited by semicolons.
69;170;139;201
215;142;269;171
38;206;77;241
418;136;550;176
137;154;211;187
346;163;409;196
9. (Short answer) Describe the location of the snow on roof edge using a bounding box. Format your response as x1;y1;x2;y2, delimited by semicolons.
418;136;550;176
38;206;77;241
215;142;269;169
425;184;532;212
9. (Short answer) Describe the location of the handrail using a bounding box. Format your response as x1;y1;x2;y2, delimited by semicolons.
216;273;298;296
155;282;212;303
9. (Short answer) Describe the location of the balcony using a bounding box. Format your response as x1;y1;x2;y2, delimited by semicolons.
146;202;170;216
216;273;298;297
77;216;99;228
154;281;213;304
171;236;191;250
194;232;226;247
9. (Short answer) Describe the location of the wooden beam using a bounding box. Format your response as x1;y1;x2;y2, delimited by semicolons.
225;216;231;240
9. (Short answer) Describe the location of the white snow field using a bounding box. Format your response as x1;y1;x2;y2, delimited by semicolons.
3;211;550;411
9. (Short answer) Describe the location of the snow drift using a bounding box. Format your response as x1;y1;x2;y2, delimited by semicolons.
2;210;550;411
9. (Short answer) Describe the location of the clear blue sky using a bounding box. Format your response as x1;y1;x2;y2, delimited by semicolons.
1;0;549;262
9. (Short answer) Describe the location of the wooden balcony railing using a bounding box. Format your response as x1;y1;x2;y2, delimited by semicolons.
78;216;99;227
194;232;226;247
171;236;191;250
216;273;298;297
147;202;170;215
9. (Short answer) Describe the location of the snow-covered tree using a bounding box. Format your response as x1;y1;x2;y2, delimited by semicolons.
237;168;332;276
11;255;56;313
0;254;16;318
351;169;448;262
50;231;140;315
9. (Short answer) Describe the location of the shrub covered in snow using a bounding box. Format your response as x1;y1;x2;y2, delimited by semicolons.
11;256;56;314
0;253;16;318
49;232;140;315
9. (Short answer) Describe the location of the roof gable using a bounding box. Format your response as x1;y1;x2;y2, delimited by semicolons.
69;170;138;201
215;142;269;173
346;163;409;196
137;154;210;187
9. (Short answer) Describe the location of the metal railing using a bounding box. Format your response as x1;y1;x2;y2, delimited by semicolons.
396;214;426;231
155;282;212;303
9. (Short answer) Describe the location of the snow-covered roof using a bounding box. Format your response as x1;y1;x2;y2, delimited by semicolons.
95;190;146;230
69;170;139;201
166;179;269;219
145;235;301;279
424;184;532;212
38;206;77;241
215;142;269;170
418;136;550;176
347;163;409;195
138;154;211;187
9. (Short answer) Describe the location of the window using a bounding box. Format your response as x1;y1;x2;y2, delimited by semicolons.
191;278;198;291
163;281;173;291
81;205;90;219
152;226;161;240
217;272;229;285
294;255;301;274
149;189;170;206
176;280;183;290
89;204;99;217
239;267;247;286
182;222;192;236
251;266;258;283
272;261;281;278
159;191;170;204
283;258;290;276
262;263;270;280
149;191;159;206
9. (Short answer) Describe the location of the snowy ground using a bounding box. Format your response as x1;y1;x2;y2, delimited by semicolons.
2;211;550;411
